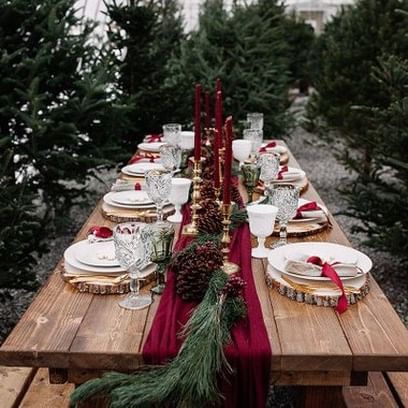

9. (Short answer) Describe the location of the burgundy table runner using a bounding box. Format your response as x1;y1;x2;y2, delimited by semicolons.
143;207;271;407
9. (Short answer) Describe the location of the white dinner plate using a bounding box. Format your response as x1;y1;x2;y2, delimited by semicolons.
103;192;157;209
64;258;156;279
110;190;153;206
272;166;306;183
75;240;119;267
64;240;126;273
137;142;165;153
267;242;372;281
121;162;165;176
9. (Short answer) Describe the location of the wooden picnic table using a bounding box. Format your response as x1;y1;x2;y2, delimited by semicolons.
1;143;407;407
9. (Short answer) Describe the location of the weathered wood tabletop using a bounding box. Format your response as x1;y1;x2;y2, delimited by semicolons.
1;143;407;403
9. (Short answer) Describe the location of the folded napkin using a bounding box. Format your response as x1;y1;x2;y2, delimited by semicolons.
277;165;288;180
88;226;113;243
259;141;276;153
294;201;324;219
285;254;361;313
129;154;156;164
144;134;162;143
111;180;143;192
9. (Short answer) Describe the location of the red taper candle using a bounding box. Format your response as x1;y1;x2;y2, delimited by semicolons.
194;84;202;161
216;78;222;93
223;116;233;205
214;91;222;189
204;91;210;129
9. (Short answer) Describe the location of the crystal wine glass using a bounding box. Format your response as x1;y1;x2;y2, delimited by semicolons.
257;153;280;195
162;123;182;146
268;184;300;248
243;128;263;157
247;112;264;130
145;169;172;223
114;223;153;310
160;144;182;173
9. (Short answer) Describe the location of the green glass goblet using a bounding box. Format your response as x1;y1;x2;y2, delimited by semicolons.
241;163;260;203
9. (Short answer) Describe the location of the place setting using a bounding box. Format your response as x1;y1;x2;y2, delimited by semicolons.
102;169;175;223
61;225;157;295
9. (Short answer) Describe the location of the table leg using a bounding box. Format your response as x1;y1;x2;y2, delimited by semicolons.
298;386;345;408
48;367;68;384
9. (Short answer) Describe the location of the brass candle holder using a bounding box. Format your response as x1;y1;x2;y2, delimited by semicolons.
182;158;202;236
221;203;240;275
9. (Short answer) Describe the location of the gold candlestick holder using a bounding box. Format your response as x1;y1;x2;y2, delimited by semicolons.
221;203;240;275
182;158;202;236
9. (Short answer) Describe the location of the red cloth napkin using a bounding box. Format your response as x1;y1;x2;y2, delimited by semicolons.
145;133;162;143
128;154;155;164
88;226;113;239
294;201;319;219
307;256;348;313
143;206;271;408
277;165;288;180
259;141;276;153
134;182;142;191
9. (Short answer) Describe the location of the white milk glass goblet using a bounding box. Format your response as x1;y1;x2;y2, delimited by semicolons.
247;204;278;258
167;178;192;223
269;184;300;248
243;128;263;157
180;131;195;150
162;123;182;146
160;144;182;173
114;223;153;310
247;112;264;130
145;170;172;223
258;153;280;195
232;139;252;167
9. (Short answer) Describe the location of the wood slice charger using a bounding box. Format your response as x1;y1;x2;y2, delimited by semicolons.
265;265;370;308
101;202;175;224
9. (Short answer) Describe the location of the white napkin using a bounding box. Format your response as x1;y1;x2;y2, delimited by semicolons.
284;253;360;278
111;180;144;192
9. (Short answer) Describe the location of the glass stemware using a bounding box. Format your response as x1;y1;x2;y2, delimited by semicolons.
268;184;300;248
232;139;252;167
247;204;278;258
145;170;172;223
243;128;263;157
160;144;182;173
113;223;153;310
168;177;192;223
258;153;280;195
162;123;182;146
145;222;175;294
241;163;260;203
247;112;264;130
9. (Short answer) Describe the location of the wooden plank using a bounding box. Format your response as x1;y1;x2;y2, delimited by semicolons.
339;278;408;372
386;372;408;407
275;370;351;386
299;386;345;408
19;368;74;408
343;372;398;408
0;366;36;408
0;205;110;368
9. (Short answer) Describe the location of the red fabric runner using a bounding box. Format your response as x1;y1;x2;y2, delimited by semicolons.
143;206;271;407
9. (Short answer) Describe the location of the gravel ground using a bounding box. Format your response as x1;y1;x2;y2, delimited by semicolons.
0;97;406;407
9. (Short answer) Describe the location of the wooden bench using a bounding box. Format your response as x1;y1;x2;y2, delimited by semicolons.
1;365;406;407
0;366;73;408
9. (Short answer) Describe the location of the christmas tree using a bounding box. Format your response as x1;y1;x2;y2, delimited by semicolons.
343;55;408;261
165;0;291;136
307;0;408;173
106;0;184;148
0;0;129;288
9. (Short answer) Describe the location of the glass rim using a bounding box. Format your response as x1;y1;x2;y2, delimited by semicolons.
247;112;264;118
162;123;182;129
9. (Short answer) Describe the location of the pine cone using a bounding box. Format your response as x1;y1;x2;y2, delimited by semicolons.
170;241;223;301
197;199;223;234
200;180;216;201
231;182;244;208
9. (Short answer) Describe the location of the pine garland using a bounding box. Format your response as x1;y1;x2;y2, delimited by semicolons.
70;270;246;408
